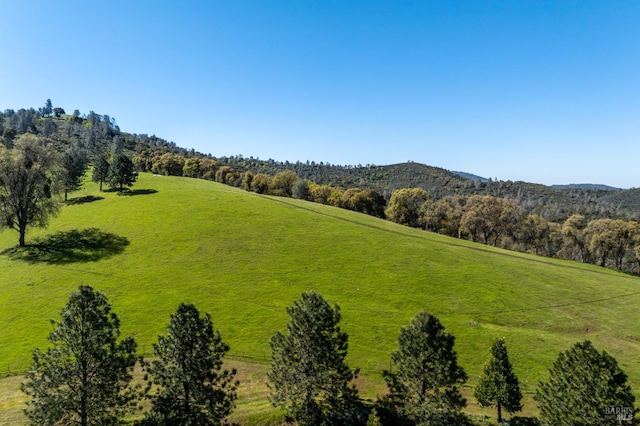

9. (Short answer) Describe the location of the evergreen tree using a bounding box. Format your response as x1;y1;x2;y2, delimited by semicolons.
535;340;635;425
92;151;111;192
21;286;138;425
143;303;238;425
383;310;467;425
268;291;363;426
107;152;137;191
474;337;522;423
61;143;89;201
43;98;53;116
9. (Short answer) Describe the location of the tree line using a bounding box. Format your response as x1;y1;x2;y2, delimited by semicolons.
135;151;640;275
2;102;639;271
22;286;635;425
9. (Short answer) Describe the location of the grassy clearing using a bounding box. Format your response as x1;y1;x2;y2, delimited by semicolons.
1;173;639;423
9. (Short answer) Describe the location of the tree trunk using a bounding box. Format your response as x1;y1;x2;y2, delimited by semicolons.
497;402;502;423
19;223;26;247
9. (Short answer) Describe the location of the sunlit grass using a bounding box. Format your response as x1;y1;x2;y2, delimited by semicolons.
1;172;639;423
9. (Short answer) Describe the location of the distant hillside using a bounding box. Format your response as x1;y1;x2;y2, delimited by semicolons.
1;105;637;221
451;170;488;181
553;183;620;191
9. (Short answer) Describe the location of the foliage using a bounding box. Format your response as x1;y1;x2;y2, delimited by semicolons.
107;153;138;191
535;340;635;426
143;303;238;425
61;142;89;200
291;178;310;200
21;285;138;425
0;134;61;246
92;151;111;192
385;188;429;227
474;337;523;423
268;291;363;426
270;170;299;197
383;310;467;425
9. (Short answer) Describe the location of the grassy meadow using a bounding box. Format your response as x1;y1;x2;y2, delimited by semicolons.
1;173;640;423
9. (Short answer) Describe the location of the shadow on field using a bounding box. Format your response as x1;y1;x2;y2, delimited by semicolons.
2;228;130;264
65;195;104;205
105;188;158;196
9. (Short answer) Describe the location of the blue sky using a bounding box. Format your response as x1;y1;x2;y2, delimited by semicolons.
1;1;638;188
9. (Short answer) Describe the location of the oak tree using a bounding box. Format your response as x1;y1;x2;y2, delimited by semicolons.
0;134;61;246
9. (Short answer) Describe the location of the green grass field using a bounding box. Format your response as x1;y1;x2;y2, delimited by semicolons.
1;173;639;423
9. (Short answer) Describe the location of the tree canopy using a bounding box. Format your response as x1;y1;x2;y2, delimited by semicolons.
107;153;137;191
474;337;523;423
383;310;467;425
535;340;635;425
143;303;238;425
268;291;363;426
0;134;61;246
21;285;138;425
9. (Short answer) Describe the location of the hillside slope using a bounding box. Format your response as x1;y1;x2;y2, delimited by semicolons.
1;173;639;412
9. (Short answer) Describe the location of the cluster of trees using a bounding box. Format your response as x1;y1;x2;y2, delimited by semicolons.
0;134;138;246
22;286;238;425
385;191;640;273
133;152;388;219
24;287;636;425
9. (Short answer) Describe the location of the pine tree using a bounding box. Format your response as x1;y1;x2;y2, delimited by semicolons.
268;291;363;426
143;303;238;425
474;337;522;423
21;286;138;425
535;340;635;425
383;310;467;425
91;151;110;192
107;153;137;192
61;143;89;201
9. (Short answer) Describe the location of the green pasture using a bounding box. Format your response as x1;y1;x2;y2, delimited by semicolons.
1;173;639;423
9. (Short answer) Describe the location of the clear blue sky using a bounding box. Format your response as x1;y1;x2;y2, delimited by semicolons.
1;1;638;188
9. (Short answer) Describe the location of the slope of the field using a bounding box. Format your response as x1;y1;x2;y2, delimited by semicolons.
1;173;640;415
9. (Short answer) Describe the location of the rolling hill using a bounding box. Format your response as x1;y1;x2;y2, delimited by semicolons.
1;173;640;422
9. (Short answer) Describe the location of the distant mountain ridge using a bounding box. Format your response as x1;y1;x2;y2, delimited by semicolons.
0;105;638;221
552;183;620;191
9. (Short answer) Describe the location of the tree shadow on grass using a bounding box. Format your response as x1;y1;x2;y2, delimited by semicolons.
1;228;130;264
65;195;105;205
104;188;158;196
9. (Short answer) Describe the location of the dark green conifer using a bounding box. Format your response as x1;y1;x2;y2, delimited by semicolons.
535;340;635;425
474;337;522;423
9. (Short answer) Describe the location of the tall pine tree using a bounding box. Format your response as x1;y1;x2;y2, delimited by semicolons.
383;310;467;425
21;286;138;425
143;303;238;425
535;340;635;425
268;291;363;426
474;337;522;423
107;153;137;192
